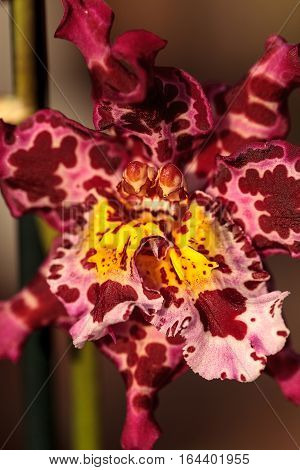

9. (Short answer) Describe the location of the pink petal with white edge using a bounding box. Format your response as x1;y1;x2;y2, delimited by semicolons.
94;67;213;166
186;35;300;185
99;309;186;450
0;110;133;231
46;200;167;348
183;290;289;382
267;344;300;405
56;0;166;104
147;192;289;381
208;140;300;258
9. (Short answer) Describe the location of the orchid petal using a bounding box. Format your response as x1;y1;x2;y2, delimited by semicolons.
267;343;300;405
0;248;67;361
94;67;213;166
146;192;289;381
0;110;133;231
46;199;166;347
56;0;166;104
208;140;300;258
186;35;300;185
99;309;185;449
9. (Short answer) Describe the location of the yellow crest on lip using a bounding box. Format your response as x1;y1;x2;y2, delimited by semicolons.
84;193;218;295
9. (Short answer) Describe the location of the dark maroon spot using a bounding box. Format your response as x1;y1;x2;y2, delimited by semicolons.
160;286;184;308
56;284;80;303
230;145;283;169
81;248;97;270
83;176;112;197
135;356;171;388
251;351;266;365
121;370;133;389
133;394;152;410
130;324;147;340
91;280;138;322
87;283;100;304
250;75;285;102
89;145;121;174
145;343;167;365
239;164;300;239
7;131;77;204
213;164;232;194
277;330;288;337
48;264;63;280
196;288;247;340
166;334;185;345
180;224;188;234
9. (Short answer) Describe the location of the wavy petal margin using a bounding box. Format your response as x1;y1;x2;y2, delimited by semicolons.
147;192;289;381
208;140;300;258
99;309;185;449
94;67;213;166
46;199;167;347
0;110;133;231
56;0;166;104
186;35;300;185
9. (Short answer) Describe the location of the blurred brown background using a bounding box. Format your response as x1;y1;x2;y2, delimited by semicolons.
0;0;299;450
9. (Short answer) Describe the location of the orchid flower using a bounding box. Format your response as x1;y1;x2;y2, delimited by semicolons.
0;0;299;450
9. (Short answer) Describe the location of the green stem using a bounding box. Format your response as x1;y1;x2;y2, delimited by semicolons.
71;345;101;450
10;0;102;450
10;0;52;450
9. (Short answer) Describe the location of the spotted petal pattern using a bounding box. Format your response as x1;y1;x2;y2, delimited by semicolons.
94;67;213;166
186;35;300;186
147;192;289;381
46;199;167;347
0;249;68;361
0;109;134;231
208;140;300;258
99;309;186;450
56;0;166;104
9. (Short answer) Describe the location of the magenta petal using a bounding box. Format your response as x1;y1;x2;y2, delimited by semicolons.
0;109;132;231
149;192;289;382
0;306;29;362
99;311;185;450
0;251;67;361
56;0;166;104
267;344;300;405
121;389;160;450
94;67;213;166
208;140;300;258
187;35;300;185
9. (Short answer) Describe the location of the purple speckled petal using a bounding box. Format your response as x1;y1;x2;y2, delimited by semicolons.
99;309;186;450
186;35;300;187
0;109;133;231
94;67;213;166
0;246;68;361
207;140;300;258
46;200;167;347
146;192;289;382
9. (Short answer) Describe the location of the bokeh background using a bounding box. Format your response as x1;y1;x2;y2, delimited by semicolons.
0;0;299;450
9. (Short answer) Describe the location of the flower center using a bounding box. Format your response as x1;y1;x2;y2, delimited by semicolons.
85;161;218;297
